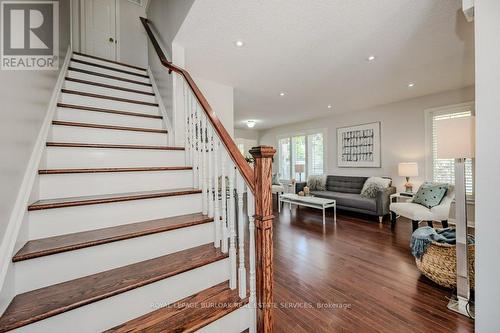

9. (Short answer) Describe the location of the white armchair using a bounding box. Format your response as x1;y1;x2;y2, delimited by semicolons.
272;179;296;205
390;185;455;231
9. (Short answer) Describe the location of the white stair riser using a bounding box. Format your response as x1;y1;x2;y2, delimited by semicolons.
73;54;147;76
67;69;154;93
63;80;156;103
50;125;168;146
39;170;193;199
11;259;230;333
29;193;202;239
69;61;150;84
15;222;214;294
60;93;160;115
44;147;185;168
55;108;164;129
197;306;252;333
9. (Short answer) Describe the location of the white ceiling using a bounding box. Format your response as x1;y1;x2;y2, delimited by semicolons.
175;0;474;130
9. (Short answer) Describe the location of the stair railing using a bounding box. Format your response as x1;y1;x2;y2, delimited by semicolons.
141;17;274;333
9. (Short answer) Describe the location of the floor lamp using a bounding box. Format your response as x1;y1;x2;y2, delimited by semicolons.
436;115;475;318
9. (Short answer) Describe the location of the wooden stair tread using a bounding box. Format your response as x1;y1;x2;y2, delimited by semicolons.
65;77;155;96
28;188;201;211
71;58;149;79
0;244;227;332
52;120;167;134
38;166;192;174
13;213;212;262
57;103;162;119
105;281;248;333
73;51;147;72
61;89;159;107
68;67;152;87
46;142;184;150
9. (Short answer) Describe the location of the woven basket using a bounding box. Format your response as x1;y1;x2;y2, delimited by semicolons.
415;241;475;289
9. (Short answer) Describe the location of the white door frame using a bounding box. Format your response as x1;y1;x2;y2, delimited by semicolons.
79;0;120;61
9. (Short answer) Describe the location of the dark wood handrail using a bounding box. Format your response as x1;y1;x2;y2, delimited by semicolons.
140;17;255;193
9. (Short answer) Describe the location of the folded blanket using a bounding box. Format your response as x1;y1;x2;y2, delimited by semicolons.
410;226;475;259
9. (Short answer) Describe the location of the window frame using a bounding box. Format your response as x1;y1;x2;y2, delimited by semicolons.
424;101;475;199
276;128;327;181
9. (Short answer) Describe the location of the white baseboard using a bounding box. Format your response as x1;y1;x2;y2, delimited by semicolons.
0;46;73;313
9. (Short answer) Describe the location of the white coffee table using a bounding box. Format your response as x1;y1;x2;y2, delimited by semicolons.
279;193;336;225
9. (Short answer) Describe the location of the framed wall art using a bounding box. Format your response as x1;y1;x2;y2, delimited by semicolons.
337;122;381;168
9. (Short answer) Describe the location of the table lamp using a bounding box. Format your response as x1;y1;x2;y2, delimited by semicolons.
398;162;418;193
295;164;305;182
436;115;475;318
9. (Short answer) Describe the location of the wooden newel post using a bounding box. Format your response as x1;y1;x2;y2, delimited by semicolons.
249;145;275;333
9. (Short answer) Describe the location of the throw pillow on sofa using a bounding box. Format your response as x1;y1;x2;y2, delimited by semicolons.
412;182;448;208
360;177;391;198
307;175;326;191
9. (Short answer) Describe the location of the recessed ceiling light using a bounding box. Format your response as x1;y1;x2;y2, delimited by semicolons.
327;105;332;109
367;55;376;62
279;92;285;96
234;40;244;47
246;120;256;128
408;82;415;88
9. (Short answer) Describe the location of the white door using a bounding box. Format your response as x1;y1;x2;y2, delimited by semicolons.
83;0;116;60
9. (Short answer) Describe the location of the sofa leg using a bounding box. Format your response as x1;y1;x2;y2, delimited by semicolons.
441;220;449;228
427;220;433;228
391;212;397;229
378;216;383;223
412;220;419;232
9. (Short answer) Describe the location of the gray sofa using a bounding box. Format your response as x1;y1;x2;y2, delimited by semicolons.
296;175;396;222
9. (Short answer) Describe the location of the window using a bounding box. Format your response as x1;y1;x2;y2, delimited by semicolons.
237;143;245;155
278;138;291;180
277;131;325;181
308;133;324;176
427;104;474;196
292;136;306;181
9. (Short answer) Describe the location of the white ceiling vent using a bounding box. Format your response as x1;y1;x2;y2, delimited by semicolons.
462;0;474;22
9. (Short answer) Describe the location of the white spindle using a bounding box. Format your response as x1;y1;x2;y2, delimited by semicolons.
247;190;256;305
183;81;189;165
236;172;247;298
213;138;221;248
228;163;237;290
207;126;214;218
191;95;199;188
221;153;228;253
197;104;203;191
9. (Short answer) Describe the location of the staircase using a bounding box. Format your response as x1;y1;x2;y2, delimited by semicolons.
0;52;259;332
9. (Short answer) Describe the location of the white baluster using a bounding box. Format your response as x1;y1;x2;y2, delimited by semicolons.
213;138;221;248
183;80;189;165
221;153;228;253
191;95;199;188
228;163;237;290
197;105;203;192
201;114;208;215
236;172;247;299
247;190;256;306
207;126;214;218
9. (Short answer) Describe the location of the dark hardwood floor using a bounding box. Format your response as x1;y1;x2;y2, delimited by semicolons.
271;199;474;332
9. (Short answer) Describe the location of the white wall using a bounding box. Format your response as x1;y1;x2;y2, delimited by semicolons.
475;0;500;330
0;0;71;311
235;128;260;141
195;77;234;137
118;0;148;67
259;86;474;193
